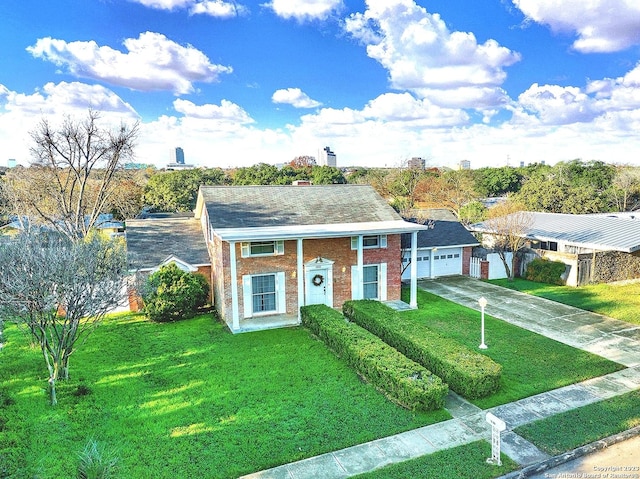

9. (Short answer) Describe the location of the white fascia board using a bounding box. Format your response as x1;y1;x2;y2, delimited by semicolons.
213;220;429;242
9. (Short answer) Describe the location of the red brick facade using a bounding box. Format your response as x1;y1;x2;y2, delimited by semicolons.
462;246;472;276
209;234;402;324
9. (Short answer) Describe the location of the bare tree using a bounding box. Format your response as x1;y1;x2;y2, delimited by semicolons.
484;201;533;281
0;231;126;405
612;166;640;211
4;110;139;240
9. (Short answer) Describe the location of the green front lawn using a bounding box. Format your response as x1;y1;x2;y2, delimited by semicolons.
491;278;640;325
515;390;640;455
0;314;449;479
353;441;519;479
401;289;624;409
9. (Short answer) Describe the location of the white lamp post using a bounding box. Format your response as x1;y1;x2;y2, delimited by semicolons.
478;296;488;349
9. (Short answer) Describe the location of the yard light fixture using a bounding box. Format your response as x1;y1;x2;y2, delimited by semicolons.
478;296;488;350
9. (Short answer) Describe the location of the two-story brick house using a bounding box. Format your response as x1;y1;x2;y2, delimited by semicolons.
194;184;427;333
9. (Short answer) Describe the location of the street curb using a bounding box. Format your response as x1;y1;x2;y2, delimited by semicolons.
496;426;640;479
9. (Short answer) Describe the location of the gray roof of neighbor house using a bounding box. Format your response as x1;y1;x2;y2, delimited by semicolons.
400;209;480;249
126;215;210;270
471;211;640;253
195;185;429;241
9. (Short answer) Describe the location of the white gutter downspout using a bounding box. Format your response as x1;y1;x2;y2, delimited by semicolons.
410;231;418;308
229;241;240;331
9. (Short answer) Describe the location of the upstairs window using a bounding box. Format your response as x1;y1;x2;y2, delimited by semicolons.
351;235;387;250
241;240;284;257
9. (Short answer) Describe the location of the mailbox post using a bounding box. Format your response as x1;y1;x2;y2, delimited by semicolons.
485;412;506;466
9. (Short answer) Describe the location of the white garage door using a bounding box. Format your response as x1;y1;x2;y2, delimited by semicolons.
432;248;462;276
401;250;431;280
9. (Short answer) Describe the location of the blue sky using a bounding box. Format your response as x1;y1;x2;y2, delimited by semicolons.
2;0;640;169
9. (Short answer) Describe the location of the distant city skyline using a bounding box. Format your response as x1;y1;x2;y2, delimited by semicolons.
2;1;640;169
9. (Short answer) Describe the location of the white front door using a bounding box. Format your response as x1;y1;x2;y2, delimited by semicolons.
304;257;334;307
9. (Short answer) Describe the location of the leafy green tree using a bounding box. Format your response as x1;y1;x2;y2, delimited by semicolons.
144;168;227;212
311;165;346;184
459;201;487;225
514;160;615;213
231;163;282;185
474;166;523;197
142;263;209;322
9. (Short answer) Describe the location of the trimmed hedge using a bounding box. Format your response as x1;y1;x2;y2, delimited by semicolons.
525;258;567;285
343;300;502;399
300;304;448;411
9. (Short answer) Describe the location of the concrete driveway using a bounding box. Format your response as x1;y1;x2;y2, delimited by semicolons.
418;276;640;367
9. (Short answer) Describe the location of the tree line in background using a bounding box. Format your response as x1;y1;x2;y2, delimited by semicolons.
2;154;640;225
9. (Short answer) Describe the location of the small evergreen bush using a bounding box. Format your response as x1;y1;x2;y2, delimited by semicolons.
525;258;567;285
343;300;502;399
301;305;448;411
142;263;209;322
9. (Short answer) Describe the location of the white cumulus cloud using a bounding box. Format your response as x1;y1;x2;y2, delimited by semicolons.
344;0;520;109
264;0;343;21
516;83;598;125
129;0;248;17
272;88;322;108
173;98;254;123
27;32;232;95
513;0;640;53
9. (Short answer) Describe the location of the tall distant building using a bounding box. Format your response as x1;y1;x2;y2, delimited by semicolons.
458;160;471;170
318;146;337;167
170;147;185;165
167;147;193;169
407;157;425;169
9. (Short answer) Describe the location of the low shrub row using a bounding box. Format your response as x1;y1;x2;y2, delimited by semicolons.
300;304;448;411
343;300;502;399
525;258;567;285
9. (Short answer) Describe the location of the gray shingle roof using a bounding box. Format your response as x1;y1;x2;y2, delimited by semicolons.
472;212;640;253
401;209;479;249
126;216;210;270
199;185;402;229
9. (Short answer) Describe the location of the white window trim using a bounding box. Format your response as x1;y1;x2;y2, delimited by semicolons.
351;234;387;250
351;263;387;301
242;272;286;318
241;240;285;258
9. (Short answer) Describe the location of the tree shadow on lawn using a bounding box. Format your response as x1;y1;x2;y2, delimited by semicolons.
3;313;449;479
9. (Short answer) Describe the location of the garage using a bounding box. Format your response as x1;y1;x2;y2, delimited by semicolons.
402;247;462;280
400;208;480;281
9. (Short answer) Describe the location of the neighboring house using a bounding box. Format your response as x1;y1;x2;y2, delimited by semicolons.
193;184;427;333
125;213;212;309
400;209;479;280
0;213;125;237
470;212;640;286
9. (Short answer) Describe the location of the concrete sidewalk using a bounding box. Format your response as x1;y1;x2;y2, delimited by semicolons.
240;277;640;478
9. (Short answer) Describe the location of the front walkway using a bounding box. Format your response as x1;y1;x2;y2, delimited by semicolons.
240;276;640;478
